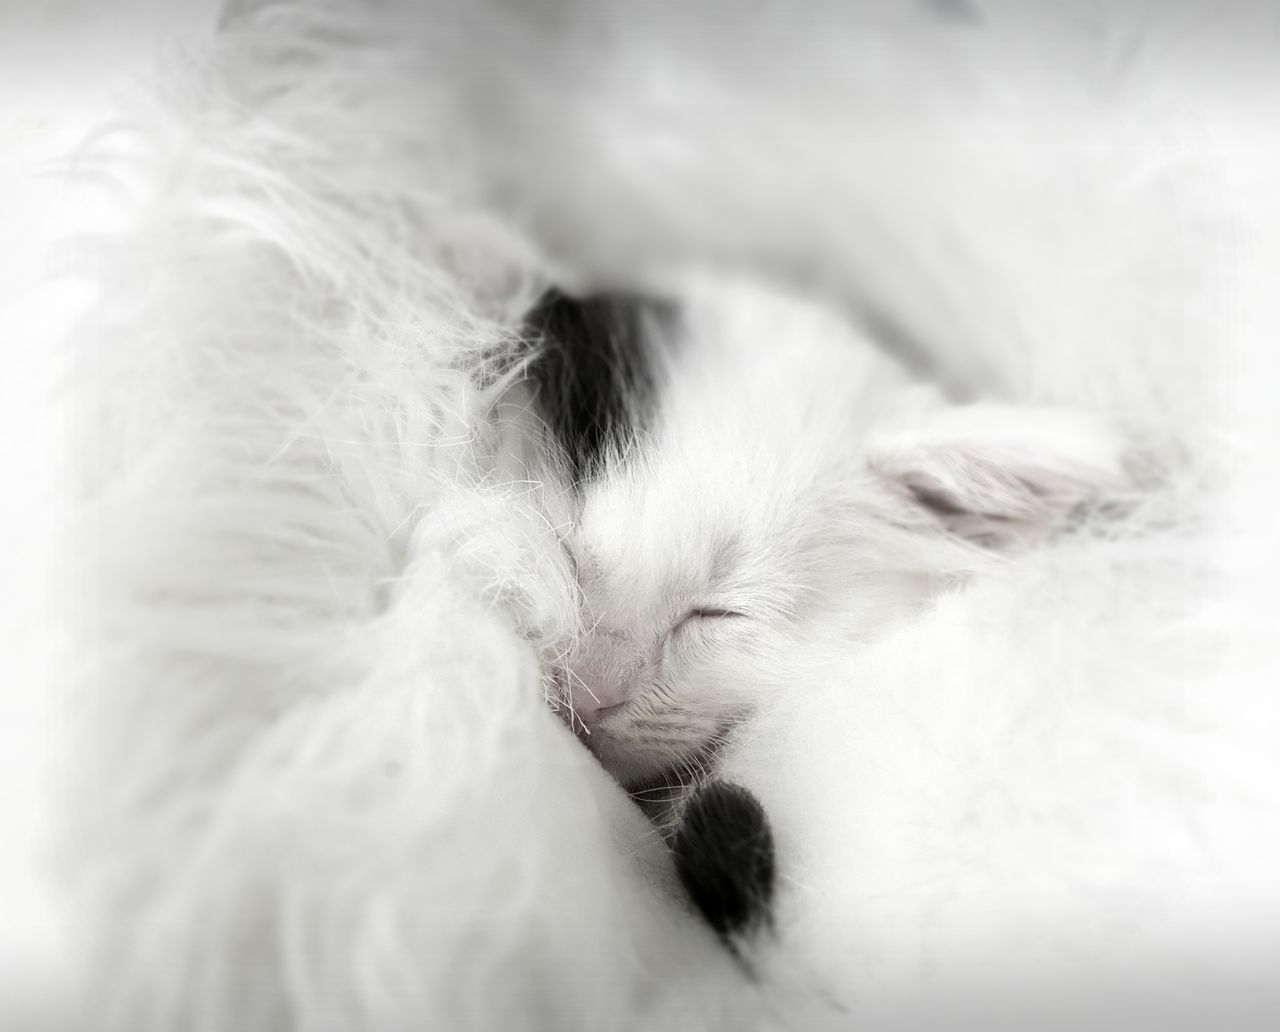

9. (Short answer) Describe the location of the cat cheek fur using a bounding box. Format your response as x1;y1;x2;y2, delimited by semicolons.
587;693;720;787
575;633;759;786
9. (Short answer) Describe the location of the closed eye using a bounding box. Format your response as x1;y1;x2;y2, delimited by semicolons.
672;608;744;635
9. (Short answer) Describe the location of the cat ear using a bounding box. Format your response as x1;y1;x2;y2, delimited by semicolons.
864;404;1127;547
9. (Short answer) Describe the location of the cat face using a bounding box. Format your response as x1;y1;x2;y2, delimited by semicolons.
564;453;839;788
554;285;1128;788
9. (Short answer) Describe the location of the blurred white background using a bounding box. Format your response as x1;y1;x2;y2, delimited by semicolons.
0;1;216;1024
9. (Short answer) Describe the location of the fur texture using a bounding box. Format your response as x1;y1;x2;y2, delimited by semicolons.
673;781;776;946
16;0;1280;1029
563;282;1132;789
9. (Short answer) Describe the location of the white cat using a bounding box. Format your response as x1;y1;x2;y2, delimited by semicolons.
548;282;1129;790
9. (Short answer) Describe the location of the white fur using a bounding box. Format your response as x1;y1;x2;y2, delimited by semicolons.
13;0;1280;1029
566;284;1131;787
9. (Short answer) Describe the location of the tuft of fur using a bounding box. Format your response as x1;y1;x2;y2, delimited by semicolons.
673;781;777;947
42;5;760;1031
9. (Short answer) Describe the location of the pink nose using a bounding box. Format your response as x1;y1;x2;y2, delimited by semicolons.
567;673;628;727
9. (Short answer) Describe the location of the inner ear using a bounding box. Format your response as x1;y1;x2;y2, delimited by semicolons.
865;404;1127;547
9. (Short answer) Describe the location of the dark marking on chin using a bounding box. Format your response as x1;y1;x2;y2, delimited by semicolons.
523;290;677;483
672;781;776;954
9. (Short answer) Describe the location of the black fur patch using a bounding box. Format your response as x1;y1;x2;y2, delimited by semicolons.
673;782;776;943
523;290;672;482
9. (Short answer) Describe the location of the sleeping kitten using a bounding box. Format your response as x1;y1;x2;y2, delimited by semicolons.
530;280;1127;791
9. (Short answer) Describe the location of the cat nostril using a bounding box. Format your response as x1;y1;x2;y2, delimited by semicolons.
568;673;629;726
571;694;629;733
590;700;626;723
576;699;626;751
577;699;626;729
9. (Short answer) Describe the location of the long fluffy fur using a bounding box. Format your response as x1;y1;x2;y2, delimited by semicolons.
23;0;1280;1029
48;7;752;1030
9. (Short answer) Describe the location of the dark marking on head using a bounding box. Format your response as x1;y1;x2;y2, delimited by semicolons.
673;781;776;952
523;290;676;483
